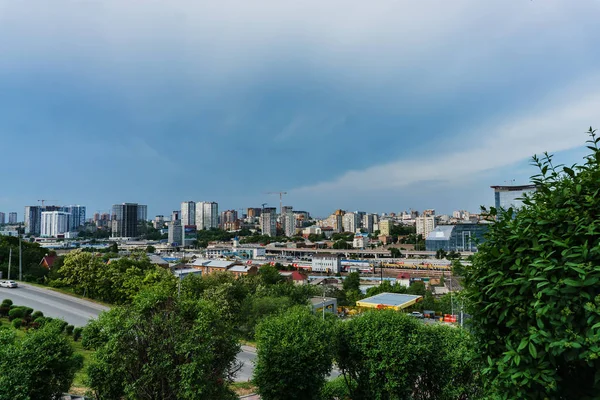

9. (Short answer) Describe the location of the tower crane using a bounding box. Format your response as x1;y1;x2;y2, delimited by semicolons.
37;199;58;207
265;191;287;215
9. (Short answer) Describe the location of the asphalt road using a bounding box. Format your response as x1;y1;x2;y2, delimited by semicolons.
0;283;109;327
0;283;259;381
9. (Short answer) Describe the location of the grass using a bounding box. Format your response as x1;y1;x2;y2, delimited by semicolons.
230;381;258;396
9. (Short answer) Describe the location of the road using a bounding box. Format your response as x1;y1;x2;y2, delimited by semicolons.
0;283;109;327
0;283;260;382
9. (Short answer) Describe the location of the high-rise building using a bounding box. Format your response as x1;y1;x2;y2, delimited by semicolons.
24;206;42;235
379;220;392;236
334;209;344;233
260;208;277;237
172;210;180;221
168;219;182;245
137;205;148;222
153;215;165;229
64;205;86;231
220;210;238;231
0;212;4;225
362;214;374;233
247;208;262;218
416;216;436;238
342;212;360;233
41;211;70;237
8;212;17;224
111;203;139;238
422;209;436;217
181;201;196;226
93;213;100;222
195;202;218;230
491;184;536;210
282;206;295;237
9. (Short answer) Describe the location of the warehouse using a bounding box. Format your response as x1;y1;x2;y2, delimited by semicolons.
356;293;422;311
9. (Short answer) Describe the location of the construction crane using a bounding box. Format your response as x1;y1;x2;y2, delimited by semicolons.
37;199;58;207
265;192;287;214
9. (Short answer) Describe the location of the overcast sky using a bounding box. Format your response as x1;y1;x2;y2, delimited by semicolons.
1;0;599;218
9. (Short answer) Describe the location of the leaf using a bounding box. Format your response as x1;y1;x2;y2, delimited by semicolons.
563;279;583;287
518;338;528;352
529;342;537;359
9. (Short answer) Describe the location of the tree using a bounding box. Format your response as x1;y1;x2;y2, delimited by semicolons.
463;129;600;399
342;272;361;292
332;240;351;250
389;247;403;258
258;264;284;285
254;307;333;400
435;248;447;259
334;310;481;400
84;285;240;400
146;245;156;253
0;319;82;400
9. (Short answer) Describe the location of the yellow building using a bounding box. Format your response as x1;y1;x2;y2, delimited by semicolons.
379;220;392;236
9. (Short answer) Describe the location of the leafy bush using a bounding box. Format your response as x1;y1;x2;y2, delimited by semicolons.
1;299;13;307
8;307;25;321
31;311;44;320
12;318;22;329
464;129;600;399
321;376;353;400
65;325;74;336
73;327;83;342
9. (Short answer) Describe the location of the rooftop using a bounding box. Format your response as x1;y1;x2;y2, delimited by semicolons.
356;292;423;310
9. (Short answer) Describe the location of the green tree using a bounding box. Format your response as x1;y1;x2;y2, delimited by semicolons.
0;319;82;400
435;248;447;259
343;272;361;292
254;307;333;400
84;285;240;400
146;245;156;253
334;310;481;399
389;247;402;258
332;240;351;250
258;264;284;285
464;129;600;399
109;242;118;253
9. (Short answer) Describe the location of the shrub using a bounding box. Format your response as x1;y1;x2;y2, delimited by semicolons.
73;327;83;342
1;299;13;307
33;317;46;328
8;307;25;321
65;325;74;336
0;306;9;317
321;376;353;400
12;318;22;329
31;311;44;320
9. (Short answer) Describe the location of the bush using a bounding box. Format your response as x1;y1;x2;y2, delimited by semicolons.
0;306;9;317
32;311;44;320
65;325;74;336
464;129;600;399
8;307;25;321
59;320;68;333
73;327;83;341
12;318;22;329
1;299;13;307
321;376;353;400
33;317;46;328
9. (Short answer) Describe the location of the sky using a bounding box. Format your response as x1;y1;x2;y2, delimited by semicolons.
1;0;599;219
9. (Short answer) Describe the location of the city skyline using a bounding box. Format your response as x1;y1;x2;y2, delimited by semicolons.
0;1;598;217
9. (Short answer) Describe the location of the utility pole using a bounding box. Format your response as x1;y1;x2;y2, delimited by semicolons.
19;234;22;281
8;248;11;280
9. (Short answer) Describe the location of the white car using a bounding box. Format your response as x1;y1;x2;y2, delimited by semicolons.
0;280;18;288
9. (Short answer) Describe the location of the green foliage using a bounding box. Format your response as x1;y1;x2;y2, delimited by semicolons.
334;310;482;399
390;247;403;258
332;240;351;250
254;307;334;400
342;272;361;293
84;286;240;400
146;245;156;253
2;299;12;307
31;310;44;320
53;250;176;304
65;325;74;335
12;318;22;329
258;265;285;285
0;319;82;400
73;327;83;341
240;295;293;339
321;376;353;400
8;307;25;321
464;129;600;399
365;280;408;297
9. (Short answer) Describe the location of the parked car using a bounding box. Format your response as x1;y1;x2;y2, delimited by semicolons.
409;311;424;319
0;280;18;288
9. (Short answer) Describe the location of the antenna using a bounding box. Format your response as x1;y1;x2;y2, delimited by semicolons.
37;199;58;207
